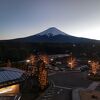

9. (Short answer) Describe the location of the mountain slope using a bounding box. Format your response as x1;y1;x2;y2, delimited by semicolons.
0;27;99;44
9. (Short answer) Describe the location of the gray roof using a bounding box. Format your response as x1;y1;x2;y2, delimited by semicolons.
0;67;26;87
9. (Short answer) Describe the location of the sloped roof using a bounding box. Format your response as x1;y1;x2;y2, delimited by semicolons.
0;67;26;88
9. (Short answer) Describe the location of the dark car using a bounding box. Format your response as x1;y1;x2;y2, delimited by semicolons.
80;65;89;72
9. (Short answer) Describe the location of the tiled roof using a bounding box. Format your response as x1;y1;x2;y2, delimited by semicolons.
0;67;26;88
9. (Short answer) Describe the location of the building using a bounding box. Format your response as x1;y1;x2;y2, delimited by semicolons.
0;67;27;99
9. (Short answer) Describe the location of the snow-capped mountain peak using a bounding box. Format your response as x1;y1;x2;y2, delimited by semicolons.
1;27;97;44
38;27;67;37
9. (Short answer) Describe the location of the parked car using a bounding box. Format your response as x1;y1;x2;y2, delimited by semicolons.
80;65;89;72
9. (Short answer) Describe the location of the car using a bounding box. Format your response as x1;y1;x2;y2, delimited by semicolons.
80;65;89;72
54;67;59;71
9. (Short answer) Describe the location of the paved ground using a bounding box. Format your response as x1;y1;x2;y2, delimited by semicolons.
87;82;100;90
37;86;72;100
37;71;93;100
49;71;93;88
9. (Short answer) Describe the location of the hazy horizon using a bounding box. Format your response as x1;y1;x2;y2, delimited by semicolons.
0;27;100;41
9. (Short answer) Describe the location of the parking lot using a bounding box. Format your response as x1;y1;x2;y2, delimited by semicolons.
49;71;93;88
37;68;93;100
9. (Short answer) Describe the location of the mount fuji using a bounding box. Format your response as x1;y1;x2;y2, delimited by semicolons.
1;27;99;44
38;27;67;36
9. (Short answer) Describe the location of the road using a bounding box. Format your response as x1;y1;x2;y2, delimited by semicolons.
37;71;93;100
49;71;92;88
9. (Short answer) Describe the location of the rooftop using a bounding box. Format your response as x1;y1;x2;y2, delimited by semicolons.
0;67;26;88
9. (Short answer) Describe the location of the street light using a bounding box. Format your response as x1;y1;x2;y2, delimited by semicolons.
88;60;91;63
26;60;30;63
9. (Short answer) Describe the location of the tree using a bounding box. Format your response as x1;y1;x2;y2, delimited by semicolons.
6;59;12;67
40;54;49;65
67;55;77;69
89;61;100;75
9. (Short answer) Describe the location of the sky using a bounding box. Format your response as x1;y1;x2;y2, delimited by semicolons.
0;0;100;40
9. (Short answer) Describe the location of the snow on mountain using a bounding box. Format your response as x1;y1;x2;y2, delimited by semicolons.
1;27;99;44
37;27;67;37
